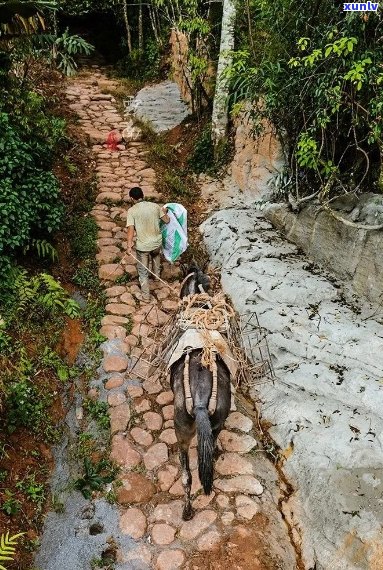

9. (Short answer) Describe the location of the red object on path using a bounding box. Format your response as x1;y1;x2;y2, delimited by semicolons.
106;130;119;151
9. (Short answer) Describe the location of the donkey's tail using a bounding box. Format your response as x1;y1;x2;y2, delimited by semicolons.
195;406;214;495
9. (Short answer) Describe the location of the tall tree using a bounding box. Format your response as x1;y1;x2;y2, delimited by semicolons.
211;0;236;149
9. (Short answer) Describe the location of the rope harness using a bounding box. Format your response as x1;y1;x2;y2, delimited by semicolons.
179;291;235;417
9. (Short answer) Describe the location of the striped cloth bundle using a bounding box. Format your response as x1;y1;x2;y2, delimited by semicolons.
161;202;188;262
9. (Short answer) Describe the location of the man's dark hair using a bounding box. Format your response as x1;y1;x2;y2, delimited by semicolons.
129;187;144;200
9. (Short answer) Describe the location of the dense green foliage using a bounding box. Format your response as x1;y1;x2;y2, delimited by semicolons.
0;99;64;274
229;1;383;200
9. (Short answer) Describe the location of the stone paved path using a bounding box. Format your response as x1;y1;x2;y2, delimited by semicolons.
66;70;297;570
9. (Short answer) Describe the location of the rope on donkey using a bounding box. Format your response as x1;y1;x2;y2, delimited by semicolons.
183;349;218;417
178;292;235;370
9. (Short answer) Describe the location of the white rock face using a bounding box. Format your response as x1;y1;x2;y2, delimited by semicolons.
133;81;190;133
201;207;383;570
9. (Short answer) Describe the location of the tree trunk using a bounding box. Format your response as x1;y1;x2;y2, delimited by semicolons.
121;0;132;53
149;5;159;44
211;0;236;149
138;0;143;51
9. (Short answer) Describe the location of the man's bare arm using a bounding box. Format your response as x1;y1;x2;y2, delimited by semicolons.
126;225;135;253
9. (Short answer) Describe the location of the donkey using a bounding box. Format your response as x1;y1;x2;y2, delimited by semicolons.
169;265;231;520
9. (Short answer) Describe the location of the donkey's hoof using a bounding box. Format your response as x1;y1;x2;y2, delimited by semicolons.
182;506;194;521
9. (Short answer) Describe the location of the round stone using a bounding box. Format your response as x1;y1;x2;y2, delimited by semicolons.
108;392;126;407
131;427;153;447
197;530;221;551
110;435;141;468
105;376;124;390
216;494;230;509
218;430;257;453
159;428;177;445
156;391;174;405
157;465;179;492
179;510;217;541
134;398;151;414
215;453;254;476
214;475;263;495
151;523;176;545
156;549;185;570
162;405;174;420
225;411;254;433
144;443;169;471
143;411;163;431
235;495;260;520
117;472;155;505
120;507;146;539
221;511;235;525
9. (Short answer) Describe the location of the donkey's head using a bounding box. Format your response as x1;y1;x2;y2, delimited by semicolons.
180;264;210;298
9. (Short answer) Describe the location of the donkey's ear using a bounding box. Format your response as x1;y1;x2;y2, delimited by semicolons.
180;263;189;276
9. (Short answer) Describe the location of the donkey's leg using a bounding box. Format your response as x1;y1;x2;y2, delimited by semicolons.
179;442;193;520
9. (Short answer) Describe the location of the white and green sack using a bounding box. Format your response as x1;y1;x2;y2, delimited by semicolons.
161;202;188;263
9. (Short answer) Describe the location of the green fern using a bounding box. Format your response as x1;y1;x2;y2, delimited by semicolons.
23;239;58;262
13;271;81;318
0;532;25;570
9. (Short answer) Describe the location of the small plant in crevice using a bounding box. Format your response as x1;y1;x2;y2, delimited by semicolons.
114;272;131;285
74;458;118;500
16;473;45;507
1;490;22;516
83;399;110;431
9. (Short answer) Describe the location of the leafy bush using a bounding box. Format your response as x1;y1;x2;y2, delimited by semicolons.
229;4;383;198
73;259;102;292
188;125;214;173
6;378;51;434
69;216;98;259
0;105;64;274
116;39;162;81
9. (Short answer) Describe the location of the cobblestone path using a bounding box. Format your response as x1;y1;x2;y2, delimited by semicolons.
66;69;296;570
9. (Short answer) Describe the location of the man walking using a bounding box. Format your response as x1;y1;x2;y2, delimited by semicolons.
126;187;169;301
